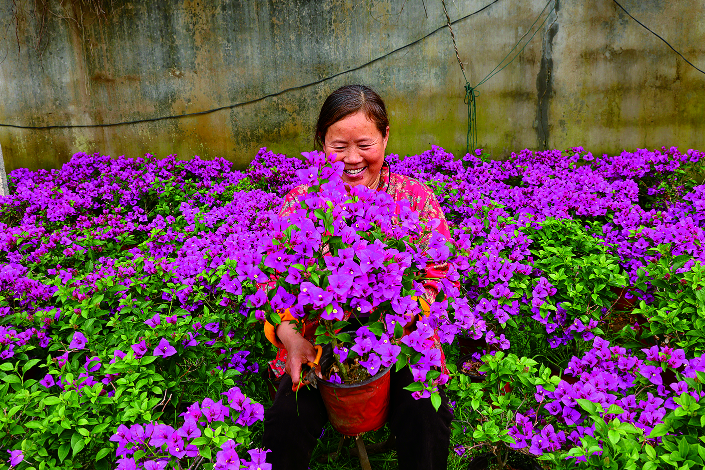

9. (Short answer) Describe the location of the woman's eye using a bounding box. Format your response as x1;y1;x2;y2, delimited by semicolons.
359;145;371;150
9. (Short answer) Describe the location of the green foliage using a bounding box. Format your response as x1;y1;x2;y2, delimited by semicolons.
447;352;557;469
633;252;705;354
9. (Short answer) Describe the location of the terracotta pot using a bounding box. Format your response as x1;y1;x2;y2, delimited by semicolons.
317;366;392;436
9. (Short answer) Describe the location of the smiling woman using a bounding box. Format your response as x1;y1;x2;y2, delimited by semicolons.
262;85;454;470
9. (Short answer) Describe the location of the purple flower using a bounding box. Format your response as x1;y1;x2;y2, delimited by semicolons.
214;439;240;470
641;345;660;362
545;402;562;415
143;461;168;470
246;448;272;470
110;424;132;446
180;401;203;421
639;364;663;386
177;418;201;440
110;349;126;364
295;166;320;185
166;432;187;458
39;374;55;388
670;381;688;395
148;424;174;447
116;458;137;470
360;353;382;376
377;337;401;367
328;372;342;384
131;340;148;359
202;398;229;423
237;401;265;426
153;338;177;358
144;313;160;328
668;349;686;368
8;450;23;467
69;332;87;350
222;387;248;411
130;423;148;443
84;356;101;373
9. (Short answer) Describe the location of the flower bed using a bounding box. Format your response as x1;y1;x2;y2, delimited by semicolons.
1;145;704;469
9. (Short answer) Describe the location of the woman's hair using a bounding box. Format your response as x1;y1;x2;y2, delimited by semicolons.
314;85;389;149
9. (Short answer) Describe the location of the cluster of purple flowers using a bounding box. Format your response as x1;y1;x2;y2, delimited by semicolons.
110;386;266;469
238;152;466;389
506;337;705;458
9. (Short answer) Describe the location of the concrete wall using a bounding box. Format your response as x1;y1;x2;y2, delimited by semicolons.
0;0;703;172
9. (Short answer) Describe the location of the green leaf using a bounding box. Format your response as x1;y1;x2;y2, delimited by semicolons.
698;445;705;463
0;362;13;371
332;321;350;330
649;423;671;438
2;375;20;384
403;382;424;392
22;359;41;374
393;322;404;339
608;429;620;445
576;399;596;414
190;437;209;446
395;354;407;373
140;356;158;366
430;392;442;411
95;448;111;461
645;444;657;460
58;444;70;462
366;322;386;336
43;396;61;406
71;432;85;456
606;404;625;415
679;437;690;460
96;457;111;470
199;446;212;460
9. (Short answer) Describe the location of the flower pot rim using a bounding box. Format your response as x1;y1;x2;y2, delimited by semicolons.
317;365;392;389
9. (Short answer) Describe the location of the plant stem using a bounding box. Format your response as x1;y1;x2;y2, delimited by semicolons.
324;320;349;382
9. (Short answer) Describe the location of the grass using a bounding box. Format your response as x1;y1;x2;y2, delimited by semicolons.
306;422;473;470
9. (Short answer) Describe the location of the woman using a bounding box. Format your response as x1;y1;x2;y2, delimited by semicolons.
262;85;453;470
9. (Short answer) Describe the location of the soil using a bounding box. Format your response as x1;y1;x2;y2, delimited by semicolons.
325;358;372;384
607;310;637;333
460;359;484;375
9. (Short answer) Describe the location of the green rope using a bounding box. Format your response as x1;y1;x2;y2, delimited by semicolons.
454;0;556;155
464;83;478;154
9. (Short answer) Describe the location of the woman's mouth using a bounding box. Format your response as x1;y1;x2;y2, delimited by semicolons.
344;166;367;176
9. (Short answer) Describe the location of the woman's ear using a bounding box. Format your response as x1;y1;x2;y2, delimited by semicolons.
382;125;390;151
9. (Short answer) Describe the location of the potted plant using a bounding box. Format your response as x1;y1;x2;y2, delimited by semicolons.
237;152;479;427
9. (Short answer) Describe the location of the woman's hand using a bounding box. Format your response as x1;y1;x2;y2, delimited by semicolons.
277;321;319;387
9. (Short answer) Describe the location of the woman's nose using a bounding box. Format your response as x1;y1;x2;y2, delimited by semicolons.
343;150;363;164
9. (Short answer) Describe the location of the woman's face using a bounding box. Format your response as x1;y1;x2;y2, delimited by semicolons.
323;111;389;188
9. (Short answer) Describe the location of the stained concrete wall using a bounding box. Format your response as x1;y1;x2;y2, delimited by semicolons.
0;0;703;172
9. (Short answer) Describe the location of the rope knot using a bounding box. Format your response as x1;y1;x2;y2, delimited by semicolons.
464;83;478;104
